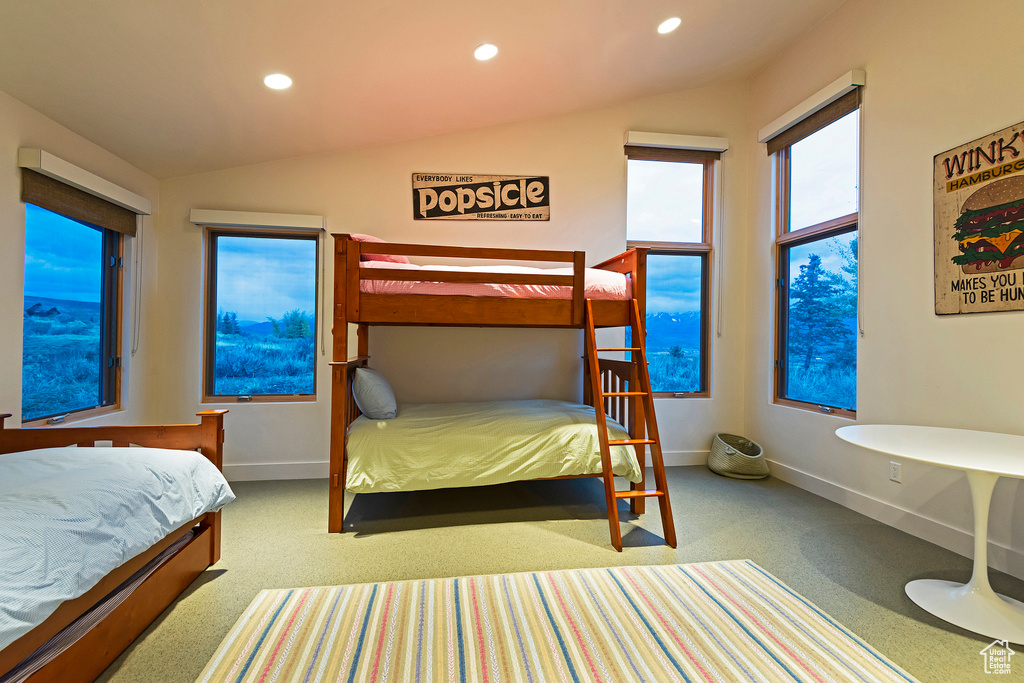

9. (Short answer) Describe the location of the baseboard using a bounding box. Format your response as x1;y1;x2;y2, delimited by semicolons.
662;450;708;467
223;461;329;482
767;459;1024;581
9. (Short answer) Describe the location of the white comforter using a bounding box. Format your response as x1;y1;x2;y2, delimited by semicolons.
0;446;235;650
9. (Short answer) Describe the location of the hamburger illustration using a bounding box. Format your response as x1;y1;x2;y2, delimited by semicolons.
952;175;1024;273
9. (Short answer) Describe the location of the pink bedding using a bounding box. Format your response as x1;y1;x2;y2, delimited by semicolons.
359;260;631;300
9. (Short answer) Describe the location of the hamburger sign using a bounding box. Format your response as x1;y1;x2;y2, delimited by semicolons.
935;119;1024;314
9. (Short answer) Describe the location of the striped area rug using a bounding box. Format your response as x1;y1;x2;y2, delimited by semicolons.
196;560;918;683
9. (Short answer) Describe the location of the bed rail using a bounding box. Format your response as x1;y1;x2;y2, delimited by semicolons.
585;359;644;433
592;247;647;325
583;357;648;508
334;234;591;331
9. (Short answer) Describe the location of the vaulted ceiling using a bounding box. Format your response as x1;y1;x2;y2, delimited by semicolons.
0;0;845;178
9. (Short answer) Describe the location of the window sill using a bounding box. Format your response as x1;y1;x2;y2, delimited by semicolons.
773;397;855;419
201;395;317;405
21;404;124;428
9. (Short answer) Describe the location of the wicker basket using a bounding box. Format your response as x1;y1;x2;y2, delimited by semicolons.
708;433;768;479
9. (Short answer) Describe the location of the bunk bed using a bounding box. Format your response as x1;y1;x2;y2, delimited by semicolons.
0;411;231;683
329;233;675;550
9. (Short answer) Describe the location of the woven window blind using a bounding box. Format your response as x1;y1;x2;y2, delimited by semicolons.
21;169;137;236
624;146;721;162
765;88;861;155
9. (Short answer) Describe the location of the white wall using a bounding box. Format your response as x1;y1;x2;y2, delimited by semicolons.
153;80;752;481
0;90;159;427
745;0;1024;577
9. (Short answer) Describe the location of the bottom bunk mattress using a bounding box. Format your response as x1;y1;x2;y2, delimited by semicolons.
0;446;235;651
346;399;643;493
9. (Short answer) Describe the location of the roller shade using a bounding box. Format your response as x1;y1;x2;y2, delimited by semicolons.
22;168;137;236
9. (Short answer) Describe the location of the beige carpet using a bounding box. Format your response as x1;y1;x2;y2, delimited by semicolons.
92;467;1024;682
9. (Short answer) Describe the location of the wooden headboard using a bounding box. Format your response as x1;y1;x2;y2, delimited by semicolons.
0;410;227;470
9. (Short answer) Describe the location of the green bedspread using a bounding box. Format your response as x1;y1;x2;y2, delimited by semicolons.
346;399;643;493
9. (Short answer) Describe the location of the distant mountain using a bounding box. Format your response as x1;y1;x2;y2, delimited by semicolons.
240;320;275;335
240;315;316;337
644;311;701;352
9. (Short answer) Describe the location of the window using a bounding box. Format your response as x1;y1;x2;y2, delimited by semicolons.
772;91;859;415
21;166;135;424
204;230;318;401
625;145;716;396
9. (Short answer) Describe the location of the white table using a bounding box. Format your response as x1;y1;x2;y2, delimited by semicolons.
836;424;1024;643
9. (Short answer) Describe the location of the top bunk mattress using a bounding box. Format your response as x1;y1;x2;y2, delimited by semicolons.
0;446;235;651
346;399;643;494
359;261;631;300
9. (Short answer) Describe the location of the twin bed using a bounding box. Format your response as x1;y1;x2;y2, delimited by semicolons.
0;412;233;683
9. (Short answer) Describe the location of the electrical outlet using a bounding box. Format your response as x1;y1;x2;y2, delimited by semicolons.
889;461;902;483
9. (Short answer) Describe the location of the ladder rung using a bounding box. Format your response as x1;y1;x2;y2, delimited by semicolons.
608;439;656;446
614;489;665;499
596;347;641;351
602;391;646;397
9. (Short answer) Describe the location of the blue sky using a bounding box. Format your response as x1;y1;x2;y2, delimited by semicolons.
646;254;702;314
626;159;704;315
627;159;703;243
216;235;317;322
24;204;102;302
790;110;859;230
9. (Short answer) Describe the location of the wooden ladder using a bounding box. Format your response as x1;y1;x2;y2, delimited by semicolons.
584;299;677;551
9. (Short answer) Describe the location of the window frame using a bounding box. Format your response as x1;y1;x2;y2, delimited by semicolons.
625;147;715;398
202;227;320;404
772;109;859;418
21;207;124;426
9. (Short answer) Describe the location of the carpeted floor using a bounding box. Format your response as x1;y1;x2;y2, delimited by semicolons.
96;466;1024;682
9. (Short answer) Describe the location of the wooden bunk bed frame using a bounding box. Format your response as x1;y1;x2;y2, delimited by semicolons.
329;234;674;549
0;410;227;683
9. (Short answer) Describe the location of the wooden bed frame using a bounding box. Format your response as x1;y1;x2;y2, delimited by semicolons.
0;410;227;683
332;234;645;338
328;234;653;535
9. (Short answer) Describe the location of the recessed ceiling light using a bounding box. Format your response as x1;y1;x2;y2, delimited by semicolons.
474;43;498;61
264;73;292;90
658;17;681;34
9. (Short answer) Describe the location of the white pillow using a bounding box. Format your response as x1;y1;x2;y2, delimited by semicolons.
352;367;398;419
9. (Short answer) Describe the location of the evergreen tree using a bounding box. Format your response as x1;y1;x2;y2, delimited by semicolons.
828;237;858;370
281;309;311;338
787;253;852;370
222;311;241;335
268;317;282;337
217;310;238;334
